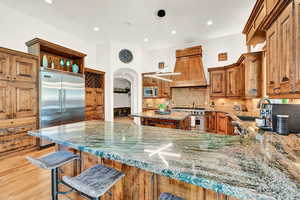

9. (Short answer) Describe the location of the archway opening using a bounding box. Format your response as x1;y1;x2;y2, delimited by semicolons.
113;68;140;124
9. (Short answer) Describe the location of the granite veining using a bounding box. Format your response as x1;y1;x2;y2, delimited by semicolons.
131;110;190;121
28;121;300;200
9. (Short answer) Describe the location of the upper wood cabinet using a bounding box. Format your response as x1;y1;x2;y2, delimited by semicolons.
209;52;263;99
142;73;172;99
243;0;291;46
0;52;10;81
295;0;300;92
209;68;226;97
238;52;263;98
266;2;294;97
226;66;241;97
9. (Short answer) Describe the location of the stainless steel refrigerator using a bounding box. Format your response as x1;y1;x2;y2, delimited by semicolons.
39;67;85;147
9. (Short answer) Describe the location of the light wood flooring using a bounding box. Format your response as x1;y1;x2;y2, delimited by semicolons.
0;147;71;200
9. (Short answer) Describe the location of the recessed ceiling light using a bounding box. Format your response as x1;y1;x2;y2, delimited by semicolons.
44;0;53;4
171;30;177;35
207;20;213;26
93;27;100;31
144;38;149;43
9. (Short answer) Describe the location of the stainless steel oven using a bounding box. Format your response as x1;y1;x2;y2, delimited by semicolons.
144;87;158;98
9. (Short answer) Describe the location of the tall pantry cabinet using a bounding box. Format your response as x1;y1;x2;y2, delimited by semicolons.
0;47;38;157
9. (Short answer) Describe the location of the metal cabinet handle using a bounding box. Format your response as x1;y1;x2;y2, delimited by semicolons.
269;81;274;85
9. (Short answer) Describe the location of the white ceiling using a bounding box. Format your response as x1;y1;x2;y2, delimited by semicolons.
1;0;256;49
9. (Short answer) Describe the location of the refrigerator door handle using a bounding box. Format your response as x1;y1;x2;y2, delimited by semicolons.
58;89;62;113
63;89;66;112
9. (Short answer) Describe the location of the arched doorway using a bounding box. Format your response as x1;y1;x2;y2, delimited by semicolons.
113;68;141;124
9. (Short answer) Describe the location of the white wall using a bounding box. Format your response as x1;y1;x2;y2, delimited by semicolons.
0;2;97;67
114;79;131;108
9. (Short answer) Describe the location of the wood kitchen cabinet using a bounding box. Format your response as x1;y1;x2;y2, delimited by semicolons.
209;52;262;99
205;112;234;135
266;2;293;96
0;47;38;158
226;65;241;97
295;0;300;92
85;68;105;121
209;68;226;97
205;112;217;133
0;52;10;81
142;73;171;98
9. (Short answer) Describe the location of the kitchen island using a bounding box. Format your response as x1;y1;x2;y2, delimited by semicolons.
28;121;300;200
132;110;191;130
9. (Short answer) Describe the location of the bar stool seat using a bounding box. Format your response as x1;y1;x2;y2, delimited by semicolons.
63;164;125;199
159;193;184;200
27;150;80;170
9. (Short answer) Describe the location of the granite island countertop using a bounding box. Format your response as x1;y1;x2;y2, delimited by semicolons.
131;110;190;121
28;121;300;200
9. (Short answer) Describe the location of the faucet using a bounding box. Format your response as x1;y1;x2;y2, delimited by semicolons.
192;101;196;109
257;97;272;109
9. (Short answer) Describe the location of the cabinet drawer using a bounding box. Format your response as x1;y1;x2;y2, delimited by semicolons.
0;123;36;154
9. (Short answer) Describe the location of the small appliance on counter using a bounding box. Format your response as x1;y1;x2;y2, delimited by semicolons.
257;104;300;134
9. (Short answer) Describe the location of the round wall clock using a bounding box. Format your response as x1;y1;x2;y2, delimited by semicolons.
119;49;133;64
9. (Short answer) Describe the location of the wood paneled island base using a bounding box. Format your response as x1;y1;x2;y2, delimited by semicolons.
57;145;238;200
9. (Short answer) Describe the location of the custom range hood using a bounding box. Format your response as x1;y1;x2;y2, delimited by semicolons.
171;46;207;87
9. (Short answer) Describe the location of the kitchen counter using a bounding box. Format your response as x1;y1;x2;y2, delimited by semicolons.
28;121;300;200
132;110;191;130
131;110;190;121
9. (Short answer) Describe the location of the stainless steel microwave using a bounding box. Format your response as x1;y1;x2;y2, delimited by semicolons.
144;87;158;98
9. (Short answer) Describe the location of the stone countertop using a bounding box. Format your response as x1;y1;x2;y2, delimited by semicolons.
131;110;190;121
28;121;300;200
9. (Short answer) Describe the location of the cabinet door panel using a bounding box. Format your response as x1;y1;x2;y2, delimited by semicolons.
217;113;227;134
277;3;293;94
11;82;37;118
0;81;12;120
266;21;279;95
11;56;37;82
210;70;226;97
86;88;96;111
0;52;10;81
296;0;300;91
95;88;104;106
226;67;239;97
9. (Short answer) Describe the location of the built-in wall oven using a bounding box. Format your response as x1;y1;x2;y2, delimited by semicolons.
144;87;158;98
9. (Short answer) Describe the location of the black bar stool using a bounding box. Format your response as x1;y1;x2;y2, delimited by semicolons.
27;151;80;200
28;151;124;200
159;192;184;200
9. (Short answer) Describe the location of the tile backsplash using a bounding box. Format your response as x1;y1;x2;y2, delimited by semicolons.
171;87;209;107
